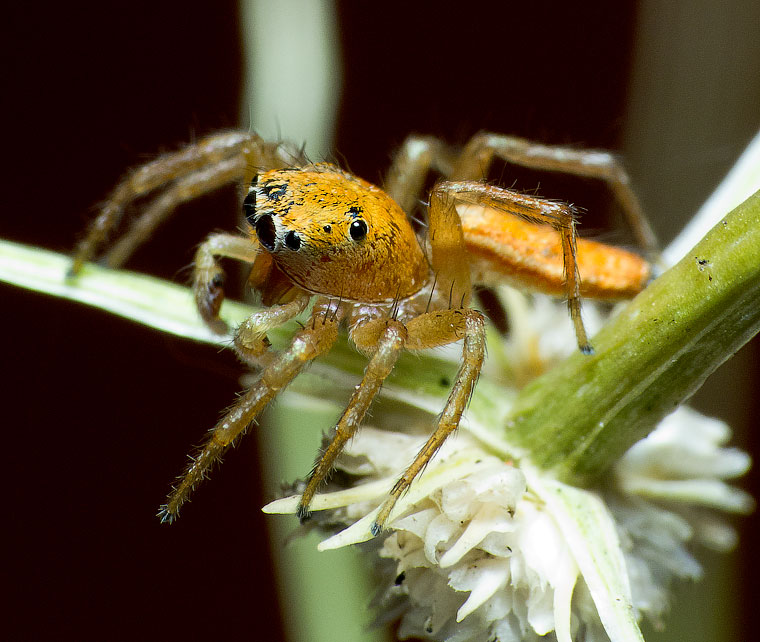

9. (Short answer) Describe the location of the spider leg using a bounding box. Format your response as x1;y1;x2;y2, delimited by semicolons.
451;132;659;261
296;319;407;520
437;180;591;352
193;232;267;333
71;132;299;273
383;135;456;215
158;297;340;523
372;307;486;535
233;291;311;367
103;156;248;268
426;181;472;309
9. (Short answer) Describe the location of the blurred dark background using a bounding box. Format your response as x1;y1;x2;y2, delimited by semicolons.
3;2;758;640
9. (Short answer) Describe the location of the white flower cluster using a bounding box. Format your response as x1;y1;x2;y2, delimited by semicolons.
377;459;575;642
611;406;753;630
264;294;753;642
308;405;750;642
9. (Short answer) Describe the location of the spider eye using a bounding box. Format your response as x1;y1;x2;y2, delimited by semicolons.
284;230;301;251
242;189;256;225
349;219;368;241
255;214;276;251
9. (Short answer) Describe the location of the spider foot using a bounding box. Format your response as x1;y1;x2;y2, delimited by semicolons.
371;495;398;537
296;503;312;524
157;504;177;524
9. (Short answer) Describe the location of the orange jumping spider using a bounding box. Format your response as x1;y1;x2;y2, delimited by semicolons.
71;131;654;535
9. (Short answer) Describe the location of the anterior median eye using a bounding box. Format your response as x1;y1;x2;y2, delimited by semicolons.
349;219;368;241
255;214;276;251
284;230;301;251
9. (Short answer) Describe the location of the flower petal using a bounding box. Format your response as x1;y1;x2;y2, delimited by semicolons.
528;471;645;642
449;557;510;622
439;502;514;568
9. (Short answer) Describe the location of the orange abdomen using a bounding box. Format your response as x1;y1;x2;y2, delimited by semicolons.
459;204;651;300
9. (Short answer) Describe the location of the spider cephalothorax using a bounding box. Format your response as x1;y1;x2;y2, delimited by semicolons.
245;164;429;302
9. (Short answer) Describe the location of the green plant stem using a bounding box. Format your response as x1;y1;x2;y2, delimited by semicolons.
507;189;760;483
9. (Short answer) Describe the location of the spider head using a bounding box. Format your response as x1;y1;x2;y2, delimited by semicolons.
244;164;429;303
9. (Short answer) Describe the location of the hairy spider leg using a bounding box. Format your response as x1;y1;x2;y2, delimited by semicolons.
104;156;249;268
70;132;299;273
383;135;456;215
383;133;655;340
372;307;487;535
296;319;408;521
452;132;659;260
426;182;473;308
193;231;273;333
440;180;590;352
383;135;509;330
368;180;484;534
158;297;339;523
233;293;311;367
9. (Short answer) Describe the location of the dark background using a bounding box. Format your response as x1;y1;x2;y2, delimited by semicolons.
3;2;758;640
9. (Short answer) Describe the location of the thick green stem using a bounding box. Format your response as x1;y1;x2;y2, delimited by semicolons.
507;189;760;483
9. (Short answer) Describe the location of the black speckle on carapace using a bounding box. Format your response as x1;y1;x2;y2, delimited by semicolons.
347;205;363;217
262;182;288;201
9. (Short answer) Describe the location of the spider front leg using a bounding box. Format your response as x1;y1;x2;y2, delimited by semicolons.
233;292;311;367
158;297;339;523
193;232;267;333
451;132;659;260
372;307;486;535
296;318;408;521
70;131;299;273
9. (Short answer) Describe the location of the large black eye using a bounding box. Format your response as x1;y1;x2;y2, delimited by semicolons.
242;189;256;225
255;214;276;251
349;219;368;241
284;230;301;251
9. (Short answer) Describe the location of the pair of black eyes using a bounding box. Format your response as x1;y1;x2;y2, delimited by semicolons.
252;213;368;252
280;219;367;249
320;221;367;240
245;185;368;248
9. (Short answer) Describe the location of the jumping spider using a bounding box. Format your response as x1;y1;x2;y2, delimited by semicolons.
72;131;653;535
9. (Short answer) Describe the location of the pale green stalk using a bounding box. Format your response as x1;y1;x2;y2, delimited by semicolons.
238;4;376;642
